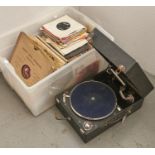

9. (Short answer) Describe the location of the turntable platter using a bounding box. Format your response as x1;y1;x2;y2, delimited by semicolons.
70;81;117;120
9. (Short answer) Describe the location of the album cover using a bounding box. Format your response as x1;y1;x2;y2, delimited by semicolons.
42;15;87;43
10;32;66;86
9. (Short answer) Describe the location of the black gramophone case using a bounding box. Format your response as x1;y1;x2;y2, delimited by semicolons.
92;28;153;99
56;28;154;143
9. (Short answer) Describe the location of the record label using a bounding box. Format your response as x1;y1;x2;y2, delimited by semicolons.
56;22;71;31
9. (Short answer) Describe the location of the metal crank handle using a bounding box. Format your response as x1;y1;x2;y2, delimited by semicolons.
55;112;71;121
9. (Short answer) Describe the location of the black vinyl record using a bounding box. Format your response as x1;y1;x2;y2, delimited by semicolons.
56;22;71;31
70;81;117;120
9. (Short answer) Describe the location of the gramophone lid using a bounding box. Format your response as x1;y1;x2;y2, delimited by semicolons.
91;28;153;98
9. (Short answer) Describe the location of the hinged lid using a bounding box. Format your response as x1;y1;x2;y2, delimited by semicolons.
92;28;153;98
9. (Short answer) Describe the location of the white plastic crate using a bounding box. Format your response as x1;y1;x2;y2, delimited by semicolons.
0;7;114;116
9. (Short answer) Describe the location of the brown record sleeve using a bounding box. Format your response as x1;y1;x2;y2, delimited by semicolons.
10;32;66;86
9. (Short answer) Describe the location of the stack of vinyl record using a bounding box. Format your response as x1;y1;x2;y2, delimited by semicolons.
40;15;90;59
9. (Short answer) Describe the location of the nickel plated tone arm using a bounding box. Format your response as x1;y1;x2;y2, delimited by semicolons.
107;65;134;103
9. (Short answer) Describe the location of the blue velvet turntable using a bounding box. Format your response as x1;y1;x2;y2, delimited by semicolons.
70;81;117;120
55;28;153;143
